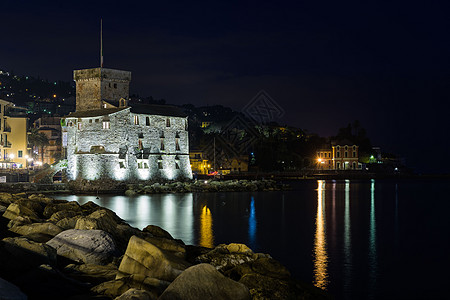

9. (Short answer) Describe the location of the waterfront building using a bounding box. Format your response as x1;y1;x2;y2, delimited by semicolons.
189;150;210;175
33;117;62;165
0;99;29;169
316;143;361;170
332;144;361;170
64;67;192;181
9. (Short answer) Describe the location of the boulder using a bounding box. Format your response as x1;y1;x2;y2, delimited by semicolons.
43;201;81;219
56;216;82;230
64;263;118;285
196;243;257;272
48;210;80;223
0;277;27;300
142;225;173;240
159;263;251;300
114;288;155;300
75;209;122;233
47;229;118;265
2;203;40;222
7;215;33;228
15;199;46;217
92;274;169;299
0;204;7;214
9;222;63;238
0;192;14;205
143;236;185;255
0;237;57;278
117;236;190;282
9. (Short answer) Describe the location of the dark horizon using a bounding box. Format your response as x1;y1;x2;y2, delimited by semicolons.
2;0;449;173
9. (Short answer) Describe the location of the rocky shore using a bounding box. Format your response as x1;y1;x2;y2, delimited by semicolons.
67;179;289;195
0;192;329;300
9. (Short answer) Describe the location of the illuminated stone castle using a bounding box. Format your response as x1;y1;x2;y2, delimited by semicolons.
63;67;192;181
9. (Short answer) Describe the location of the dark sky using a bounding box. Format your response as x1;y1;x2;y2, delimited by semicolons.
2;0;449;173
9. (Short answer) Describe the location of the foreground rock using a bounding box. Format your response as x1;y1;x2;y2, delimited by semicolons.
117;236;190;281
159;263;251;300
0;277;27;300
46;229;118;265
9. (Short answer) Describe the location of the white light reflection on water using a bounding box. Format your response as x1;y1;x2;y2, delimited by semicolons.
369;179;377;299
313;180;329;290
344;179;352;299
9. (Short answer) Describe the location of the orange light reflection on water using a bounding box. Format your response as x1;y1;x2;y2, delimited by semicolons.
199;205;214;248
313;180;329;290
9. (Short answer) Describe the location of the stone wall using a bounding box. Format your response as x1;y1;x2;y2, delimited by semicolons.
65;108;192;181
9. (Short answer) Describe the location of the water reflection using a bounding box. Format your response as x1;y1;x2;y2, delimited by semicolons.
248;197;257;249
199;205;214;248
369;179;377;298
344;180;352;298
313;180;329;289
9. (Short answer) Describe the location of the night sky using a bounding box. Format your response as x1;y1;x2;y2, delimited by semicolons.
2;1;449;173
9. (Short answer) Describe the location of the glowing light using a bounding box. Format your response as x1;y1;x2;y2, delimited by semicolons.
317;158;322;163
369;179;377;294
9;154;14;159
313;180;329;290
199;205;214;248
344;179;352;297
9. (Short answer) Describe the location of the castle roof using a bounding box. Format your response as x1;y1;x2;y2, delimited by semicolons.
129;103;187;117
66;107;127;118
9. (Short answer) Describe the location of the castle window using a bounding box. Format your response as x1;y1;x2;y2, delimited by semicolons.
166;118;170;127
78;123;82;130
114;83;117;88
134;116;139;125
138;162;143;169
95;119;99;123
158;162;163;169
138;139;143;150
102;121;110;129
176;162;180;169
89;119;92;123
185;120;188;131
144;163;149;169
103;104;107;108
175;138;180;151
160;139;165;151
119;161;126;169
146;117;150;126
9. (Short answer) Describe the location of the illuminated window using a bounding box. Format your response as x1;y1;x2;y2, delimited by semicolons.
18;150;22;158
102;121;110;129
78;123;82;130
134;116;139;125
166;118;170;127
103;104;107;108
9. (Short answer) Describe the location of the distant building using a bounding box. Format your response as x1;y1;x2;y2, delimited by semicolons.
189;150;210;174
316;143;361;170
33;117;62;165
332;144;361;170
0;99;29;169
64;67;192;181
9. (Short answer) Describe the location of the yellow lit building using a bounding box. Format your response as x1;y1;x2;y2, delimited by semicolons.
189;150;210;174
0;99;29;169
332;144;360;170
316;148;333;170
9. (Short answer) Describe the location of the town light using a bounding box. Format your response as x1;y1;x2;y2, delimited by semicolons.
9;154;14;159
317;158;322;163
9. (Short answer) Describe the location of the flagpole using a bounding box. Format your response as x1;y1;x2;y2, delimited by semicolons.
100;19;104;68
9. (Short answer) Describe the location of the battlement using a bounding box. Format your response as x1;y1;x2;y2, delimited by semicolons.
74;68;131;82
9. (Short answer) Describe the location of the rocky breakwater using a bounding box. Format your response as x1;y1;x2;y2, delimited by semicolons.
125;179;289;195
0;192;329;300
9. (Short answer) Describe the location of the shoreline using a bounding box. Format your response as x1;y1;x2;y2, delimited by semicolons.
0;192;330;299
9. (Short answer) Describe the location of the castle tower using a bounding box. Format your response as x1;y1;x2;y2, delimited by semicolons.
73;68;131;111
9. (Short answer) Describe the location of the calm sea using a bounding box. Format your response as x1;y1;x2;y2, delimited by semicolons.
59;179;450;300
